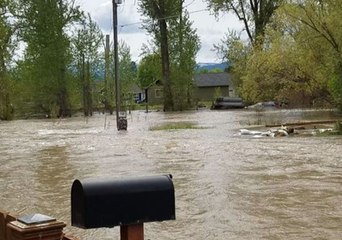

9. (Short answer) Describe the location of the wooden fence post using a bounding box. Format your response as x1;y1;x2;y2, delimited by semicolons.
0;210;17;240
120;223;144;240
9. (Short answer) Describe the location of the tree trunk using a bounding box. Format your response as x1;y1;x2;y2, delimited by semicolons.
159;18;173;111
0;52;13;120
82;58;92;117
86;61;93;116
57;88;70;117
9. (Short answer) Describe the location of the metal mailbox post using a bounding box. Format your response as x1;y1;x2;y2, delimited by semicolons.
71;175;175;240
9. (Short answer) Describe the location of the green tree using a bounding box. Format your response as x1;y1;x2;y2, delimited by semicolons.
206;0;284;100
0;0;17;120
283;0;342;109
118;41;135;96
19;0;82;117
206;0;284;47
168;7;200;110
139;0;199;111
214;30;250;96
139;0;181;111
240;40;300;104
237;0;337;107
137;53;161;90
71;13;104;116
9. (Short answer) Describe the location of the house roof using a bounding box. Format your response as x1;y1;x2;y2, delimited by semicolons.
194;72;233;87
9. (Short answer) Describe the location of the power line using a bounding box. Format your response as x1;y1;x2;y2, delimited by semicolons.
184;0;196;8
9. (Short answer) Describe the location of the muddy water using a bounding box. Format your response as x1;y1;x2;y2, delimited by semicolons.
0;109;341;239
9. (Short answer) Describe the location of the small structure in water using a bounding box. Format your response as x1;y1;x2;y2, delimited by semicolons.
211;97;245;110
0;210;78;240
246;101;280;111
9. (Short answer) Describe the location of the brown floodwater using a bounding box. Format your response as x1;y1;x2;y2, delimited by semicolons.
0;109;341;239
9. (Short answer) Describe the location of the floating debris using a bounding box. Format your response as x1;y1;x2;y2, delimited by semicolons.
238;124;334;138
239;127;290;138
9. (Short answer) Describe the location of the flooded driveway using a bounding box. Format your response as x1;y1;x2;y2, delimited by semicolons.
0;109;341;239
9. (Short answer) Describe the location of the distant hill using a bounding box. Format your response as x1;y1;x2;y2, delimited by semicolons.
196;62;229;72
92;62;229;81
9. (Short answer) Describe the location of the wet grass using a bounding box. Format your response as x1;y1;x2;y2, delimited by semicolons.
149;121;205;131
326;121;342;135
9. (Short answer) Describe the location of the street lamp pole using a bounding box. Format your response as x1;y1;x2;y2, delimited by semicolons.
112;0;127;130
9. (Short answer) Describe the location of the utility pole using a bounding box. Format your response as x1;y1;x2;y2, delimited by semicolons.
104;35;113;114
112;0;127;130
104;35;109;106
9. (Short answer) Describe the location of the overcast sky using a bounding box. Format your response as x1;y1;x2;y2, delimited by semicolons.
77;0;243;63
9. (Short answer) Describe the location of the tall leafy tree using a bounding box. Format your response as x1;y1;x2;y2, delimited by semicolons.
213;30;249;96
138;0;179;111
240;36;328;105
283;0;342;109
206;0;284;47
137;53;161;90
19;0;82;117
118;41;136;101
0;0;17;120
168;7;200;110
138;0;199;111
237;0;340;107
206;0;283;103
71;13;104;116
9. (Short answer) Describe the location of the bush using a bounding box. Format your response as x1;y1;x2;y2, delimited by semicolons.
334;121;342;134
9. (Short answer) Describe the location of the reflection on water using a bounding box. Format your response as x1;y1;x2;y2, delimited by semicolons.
0;109;341;239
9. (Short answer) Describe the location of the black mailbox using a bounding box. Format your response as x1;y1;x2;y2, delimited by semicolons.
71;174;175;229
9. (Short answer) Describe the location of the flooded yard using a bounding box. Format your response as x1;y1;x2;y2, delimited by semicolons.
0;109;341;239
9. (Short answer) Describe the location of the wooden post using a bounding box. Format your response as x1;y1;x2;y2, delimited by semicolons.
104;34;110;106
0;210;17;240
112;0;120;129
7;219;66;240
120;223;144;240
